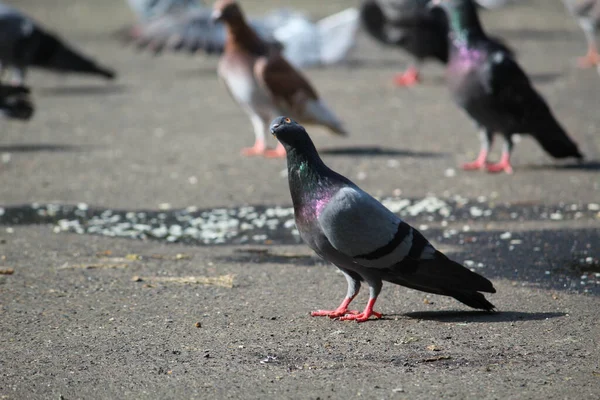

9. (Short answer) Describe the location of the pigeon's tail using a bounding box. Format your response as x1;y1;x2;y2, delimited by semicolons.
30;28;116;80
530;111;584;160
359;0;400;46
386;250;496;311
0;85;34;121
303;99;349;136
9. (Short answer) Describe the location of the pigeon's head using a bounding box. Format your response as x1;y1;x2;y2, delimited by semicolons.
211;0;244;23
270;116;314;152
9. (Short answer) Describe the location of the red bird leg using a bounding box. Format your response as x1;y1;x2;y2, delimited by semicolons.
263;141;286;158
311;296;359;318
241;139;266;156
577;34;600;68
462;128;492;170
486;135;514;174
338;297;382;323
393;66;420;87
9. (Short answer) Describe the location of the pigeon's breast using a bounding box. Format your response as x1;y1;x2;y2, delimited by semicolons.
218;53;273;112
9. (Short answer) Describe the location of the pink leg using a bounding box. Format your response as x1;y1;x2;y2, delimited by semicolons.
462;148;488;171
577;45;600;69
393;66;420;87
338;297;383;323
486;151;513;174
241;139;266;156
311;297;359;318
263;142;286;158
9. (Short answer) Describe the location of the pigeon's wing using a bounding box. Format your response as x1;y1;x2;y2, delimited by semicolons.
126;0;204;22
480;50;582;159
254;54;319;108
316;8;360;65
564;0;599;17
129;9;227;54
317;186;431;270
317;186;496;308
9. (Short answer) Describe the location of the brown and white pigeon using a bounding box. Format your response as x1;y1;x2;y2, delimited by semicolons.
0;2;116;85
563;0;600;70
270;116;496;322
212;0;347;158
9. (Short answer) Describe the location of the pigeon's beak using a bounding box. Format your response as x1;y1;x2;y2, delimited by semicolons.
211;9;223;22
270;123;280;137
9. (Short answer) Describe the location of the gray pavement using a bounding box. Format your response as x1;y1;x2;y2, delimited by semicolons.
1;0;599;399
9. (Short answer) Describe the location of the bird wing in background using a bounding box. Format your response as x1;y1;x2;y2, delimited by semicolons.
126;0;204;22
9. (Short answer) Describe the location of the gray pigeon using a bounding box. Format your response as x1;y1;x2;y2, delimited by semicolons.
270;116;496;322
0;2;116;85
0;83;34;120
563;0;600;71
123;0;360;68
432;0;583;174
126;0;203;22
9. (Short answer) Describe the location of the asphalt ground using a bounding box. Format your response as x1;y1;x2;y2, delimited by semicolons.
0;0;599;399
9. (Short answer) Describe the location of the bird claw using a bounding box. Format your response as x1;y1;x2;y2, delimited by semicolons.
485;161;513;174
393;67;420;87
461;160;486;170
310;309;359;318
263;147;286;158
338;310;382;323
577;52;600;69
241;145;266;156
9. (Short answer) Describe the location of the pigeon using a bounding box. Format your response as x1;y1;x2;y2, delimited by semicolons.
126;0;204;22
124;0;360;68
270;116;496;322
359;0;513;86
0;2;116;85
431;0;583;174
213;0;347;158
0;83;34;121
360;0;450;86
563;0;600;70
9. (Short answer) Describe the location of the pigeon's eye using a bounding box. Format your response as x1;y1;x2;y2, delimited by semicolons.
284;118;291;123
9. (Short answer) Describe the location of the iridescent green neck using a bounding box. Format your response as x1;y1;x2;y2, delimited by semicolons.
445;2;485;46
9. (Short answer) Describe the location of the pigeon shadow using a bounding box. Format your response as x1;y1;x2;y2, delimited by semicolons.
521;160;600;172
214;248;323;267
0;143;92;153
403;310;566;323
493;28;578;41
38;84;128;97
529;72;564;84
319;146;448;158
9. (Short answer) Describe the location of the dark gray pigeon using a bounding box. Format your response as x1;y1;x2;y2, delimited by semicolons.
270;116;496;322
0;2;116;85
563;0;600;71
0;83;34;121
359;0;513;86
431;0;583;174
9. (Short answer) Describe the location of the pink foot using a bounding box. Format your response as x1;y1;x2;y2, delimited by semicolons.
241;142;266;156
338;310;382;323
485;161;513;174
263;144;286;158
577;50;600;69
311;297;357;318
338;298;382;323
393;67;420;87
462;160;486;170
311;308;359;318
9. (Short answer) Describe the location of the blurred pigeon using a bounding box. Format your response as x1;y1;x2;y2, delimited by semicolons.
431;0;583;174
124;0;360;68
0;2;116;84
0;83;34;121
126;0;204;22
360;0;513;86
214;0;347;158
563;0;600;70
270;116;496;322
